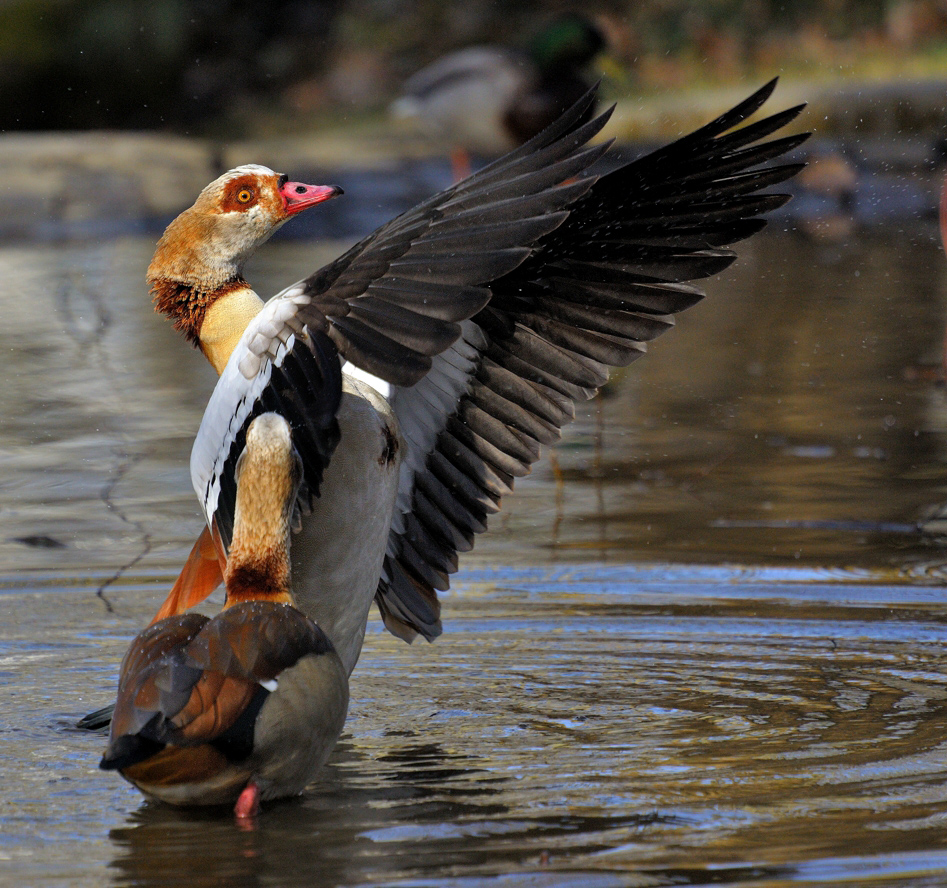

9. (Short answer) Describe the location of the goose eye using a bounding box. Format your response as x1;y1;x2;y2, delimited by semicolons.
237;188;254;203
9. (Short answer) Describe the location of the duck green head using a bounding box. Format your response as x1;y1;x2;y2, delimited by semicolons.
529;14;606;72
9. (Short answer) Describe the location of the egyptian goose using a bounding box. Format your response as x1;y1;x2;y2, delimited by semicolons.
147;81;807;679
100;414;349;814
392;14;606;172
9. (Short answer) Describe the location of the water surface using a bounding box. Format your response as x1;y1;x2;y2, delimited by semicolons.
3;229;947;886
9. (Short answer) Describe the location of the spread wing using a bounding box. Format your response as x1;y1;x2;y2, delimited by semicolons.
190;90;613;549
374;78;809;642
101;602;330;772
187;80;806;648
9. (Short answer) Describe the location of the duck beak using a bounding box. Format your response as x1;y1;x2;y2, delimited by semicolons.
279;181;343;217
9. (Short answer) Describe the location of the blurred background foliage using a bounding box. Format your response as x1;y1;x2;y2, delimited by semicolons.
1;0;946;134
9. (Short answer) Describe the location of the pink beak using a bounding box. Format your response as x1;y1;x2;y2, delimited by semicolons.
279;180;343;216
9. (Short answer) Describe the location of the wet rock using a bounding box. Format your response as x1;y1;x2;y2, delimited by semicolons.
0;133;215;240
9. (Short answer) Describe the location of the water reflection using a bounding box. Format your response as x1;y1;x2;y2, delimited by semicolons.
5;558;947;885
505;227;947;572
106;738;682;888
106;742;502;888
4;229;947;885
95;568;947;886
3;231;947;577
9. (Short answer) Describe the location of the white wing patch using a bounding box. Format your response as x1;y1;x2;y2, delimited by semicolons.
190;298;302;525
341;361;391;399
238;289;311;378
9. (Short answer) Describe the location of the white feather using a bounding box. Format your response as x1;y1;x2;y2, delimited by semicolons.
342;362;391;398
190;299;302;525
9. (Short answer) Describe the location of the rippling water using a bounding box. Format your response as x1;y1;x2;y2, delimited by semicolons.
3;229;947;886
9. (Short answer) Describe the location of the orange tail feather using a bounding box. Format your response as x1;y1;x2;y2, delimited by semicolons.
152;526;225;624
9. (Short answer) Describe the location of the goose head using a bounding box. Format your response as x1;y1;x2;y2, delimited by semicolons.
148;164;342;290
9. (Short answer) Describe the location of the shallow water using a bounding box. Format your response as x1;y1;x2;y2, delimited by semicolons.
4;229;947;886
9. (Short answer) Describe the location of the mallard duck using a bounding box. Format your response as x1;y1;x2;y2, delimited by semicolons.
392;14;607;175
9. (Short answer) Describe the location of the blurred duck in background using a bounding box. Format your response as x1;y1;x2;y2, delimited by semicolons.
392;13;607;178
100;414;349;818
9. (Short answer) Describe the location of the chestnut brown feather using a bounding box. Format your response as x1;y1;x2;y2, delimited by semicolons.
101;602;335;772
217;175;261;214
121;743;230;787
151;277;250;347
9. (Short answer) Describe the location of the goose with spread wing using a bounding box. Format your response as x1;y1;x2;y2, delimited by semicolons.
145;81;807;677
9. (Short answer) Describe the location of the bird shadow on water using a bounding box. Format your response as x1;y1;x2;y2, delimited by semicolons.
105;737;687;887
105;739;499;887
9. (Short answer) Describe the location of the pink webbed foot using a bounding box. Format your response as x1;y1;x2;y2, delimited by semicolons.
234;782;260;821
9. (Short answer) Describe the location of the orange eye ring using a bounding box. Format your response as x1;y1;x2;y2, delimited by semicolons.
236;188;254;203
